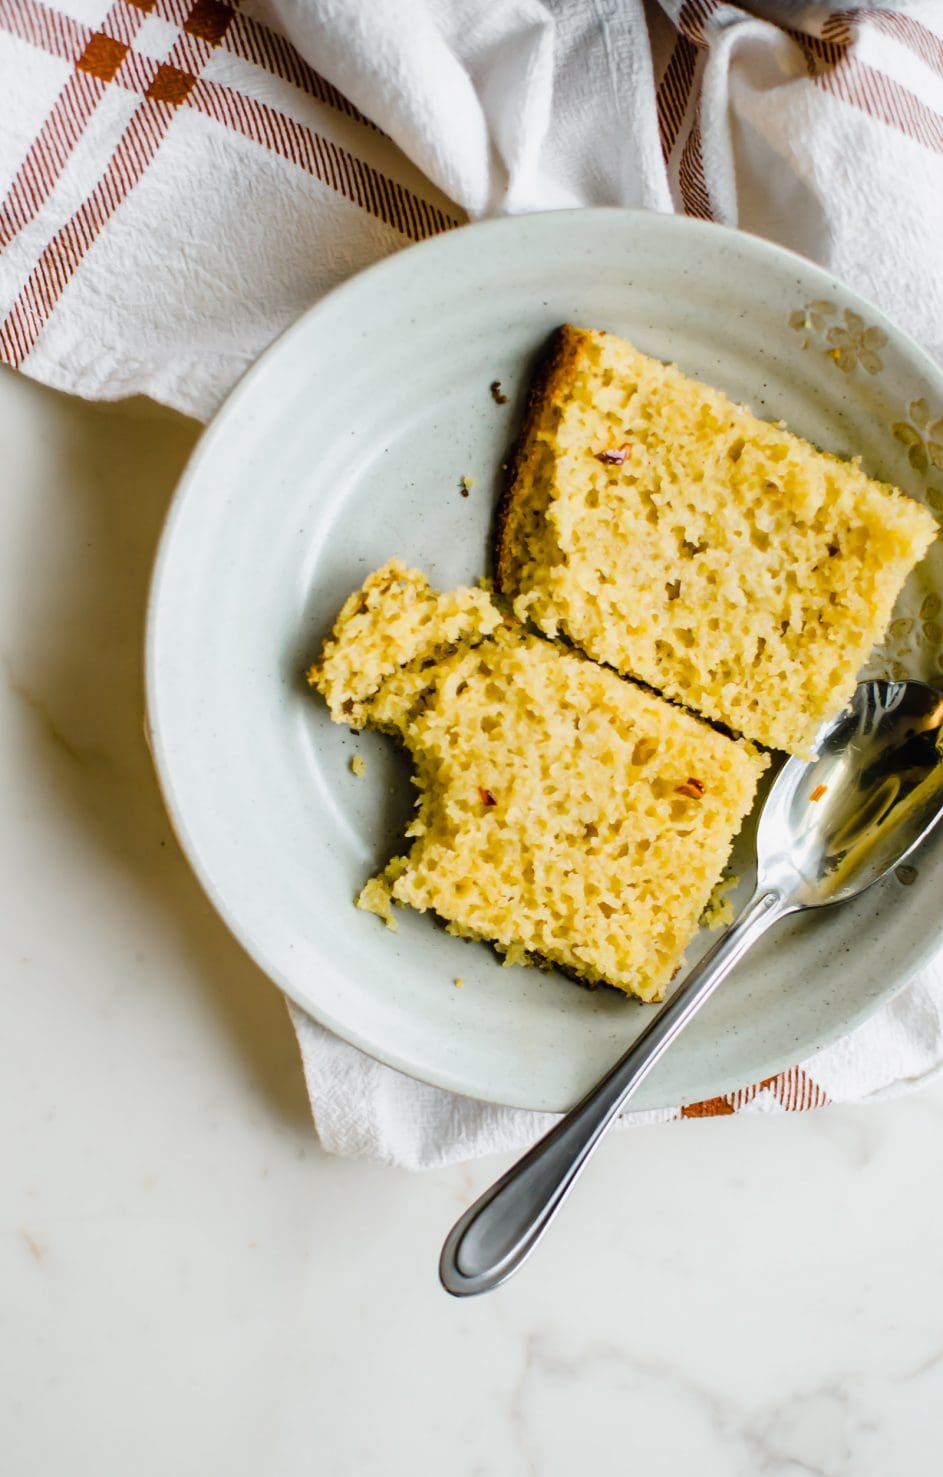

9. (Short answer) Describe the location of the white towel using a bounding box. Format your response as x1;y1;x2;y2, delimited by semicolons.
4;0;943;1164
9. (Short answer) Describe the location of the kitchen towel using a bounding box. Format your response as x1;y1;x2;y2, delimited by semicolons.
3;0;943;1165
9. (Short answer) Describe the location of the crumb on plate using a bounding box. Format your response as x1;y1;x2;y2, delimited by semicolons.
700;872;739;930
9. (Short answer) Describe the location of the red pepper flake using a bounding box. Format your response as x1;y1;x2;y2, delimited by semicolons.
595;443;633;466
809;784;828;802
489;380;509;405
675;778;706;799
478;786;497;807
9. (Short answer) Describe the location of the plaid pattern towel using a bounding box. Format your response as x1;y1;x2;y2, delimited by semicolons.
4;0;943;1165
0;0;461;415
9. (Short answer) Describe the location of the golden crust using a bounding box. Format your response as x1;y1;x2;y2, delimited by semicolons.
493;325;589;596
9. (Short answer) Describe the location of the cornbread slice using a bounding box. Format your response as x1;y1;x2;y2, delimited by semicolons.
495;326;937;755
309;561;767;1002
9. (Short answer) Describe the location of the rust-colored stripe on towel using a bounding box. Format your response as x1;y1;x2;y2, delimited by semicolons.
678;105;714;219
680;1094;735;1118
823;9;943;81
666;1;718;219
0;1;229;366
683;1068;830;1117
794;31;943;158
0;0;460;369
656;33;698;161
186;76;457;239
222;5;381;131
0;0;153;246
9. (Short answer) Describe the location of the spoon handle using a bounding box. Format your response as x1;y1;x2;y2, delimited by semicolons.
439;887;788;1297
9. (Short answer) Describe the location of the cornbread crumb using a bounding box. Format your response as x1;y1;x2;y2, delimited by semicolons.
356;856;409;930
357;877;396;929
453;976;464;988
310;561;767;1001
350;754;366;777
490;380;509;405
495;325;937;755
700;874;738;931
461;476;475;493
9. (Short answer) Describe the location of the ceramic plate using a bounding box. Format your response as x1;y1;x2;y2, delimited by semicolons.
146;210;943;1113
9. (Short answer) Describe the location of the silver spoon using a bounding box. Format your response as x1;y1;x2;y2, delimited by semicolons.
440;678;943;1297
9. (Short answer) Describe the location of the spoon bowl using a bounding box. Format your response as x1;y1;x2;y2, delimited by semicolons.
759;680;943;908
440;679;943;1297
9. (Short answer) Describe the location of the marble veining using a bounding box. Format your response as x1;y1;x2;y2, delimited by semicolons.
3;654;106;766
3;370;943;1476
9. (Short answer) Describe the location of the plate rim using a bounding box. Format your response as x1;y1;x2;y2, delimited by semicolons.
145;206;943;1111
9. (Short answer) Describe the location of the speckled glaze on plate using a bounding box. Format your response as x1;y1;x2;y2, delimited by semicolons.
146;209;943;1113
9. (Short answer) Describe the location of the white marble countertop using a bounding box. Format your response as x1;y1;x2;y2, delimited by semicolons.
3;364;943;1476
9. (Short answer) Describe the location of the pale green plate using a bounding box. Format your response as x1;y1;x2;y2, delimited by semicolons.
146;210;943;1112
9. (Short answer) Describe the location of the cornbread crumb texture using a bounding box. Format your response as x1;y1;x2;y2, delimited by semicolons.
310;560;502;730
309;561;767;1002
350;754;365;777
496;325;937;756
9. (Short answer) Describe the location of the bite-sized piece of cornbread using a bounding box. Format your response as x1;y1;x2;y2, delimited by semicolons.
495;326;937;756
308;562;767;1002
315;561;502;731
